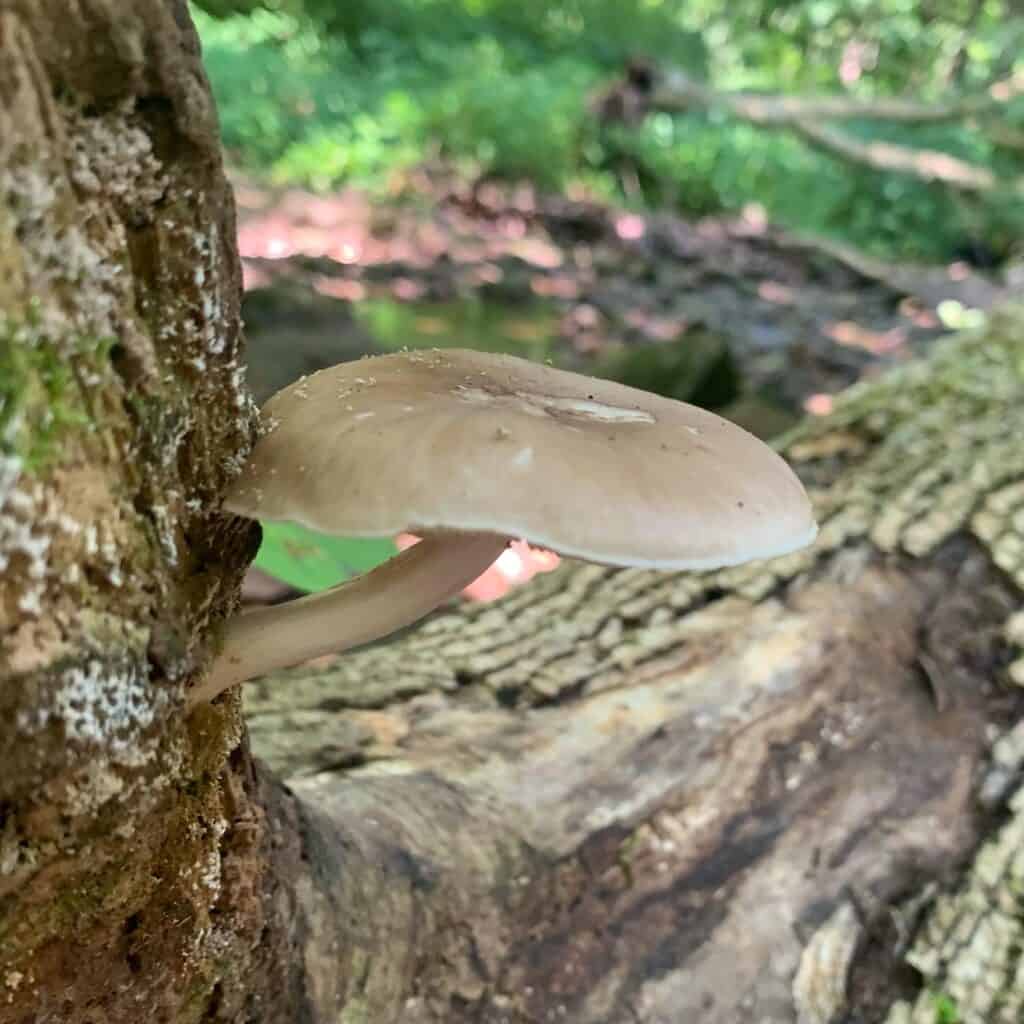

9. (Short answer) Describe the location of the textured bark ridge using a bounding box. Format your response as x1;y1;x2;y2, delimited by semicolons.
0;2;266;1021
244;311;1024;1023
883;723;1024;1024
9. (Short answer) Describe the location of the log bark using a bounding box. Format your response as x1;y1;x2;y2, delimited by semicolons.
2;4;1024;1024
241;309;1024;1024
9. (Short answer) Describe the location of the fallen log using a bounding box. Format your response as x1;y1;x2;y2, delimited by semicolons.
243;309;1024;1022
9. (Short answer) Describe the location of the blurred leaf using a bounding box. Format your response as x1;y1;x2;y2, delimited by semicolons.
254;521;398;592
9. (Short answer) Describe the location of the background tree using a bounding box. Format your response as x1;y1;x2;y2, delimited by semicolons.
0;1;269;1016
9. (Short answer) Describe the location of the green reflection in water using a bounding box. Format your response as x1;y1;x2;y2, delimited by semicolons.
352;297;560;363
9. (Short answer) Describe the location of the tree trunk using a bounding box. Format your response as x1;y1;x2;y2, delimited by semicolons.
0;1;269;1019
2;4;1024;1024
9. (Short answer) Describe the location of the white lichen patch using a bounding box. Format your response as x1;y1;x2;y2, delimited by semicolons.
3;165;126;338
67;100;167;209
3;87;182;352
5;165;57;221
149;500;179;567
60;759;127;815
0;478;51;619
195;847;222;897
165;219;256;431
188;818;228;900
57;727;182;820
190;224;227;355
1;464;145;672
231;363;251;409
22;656;165;756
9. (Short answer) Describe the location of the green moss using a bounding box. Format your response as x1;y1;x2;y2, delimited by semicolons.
177;969;220;1024
0;307;114;473
0;851;128;959
56;874;121;919
339;1001;371;1024
930;991;960;1024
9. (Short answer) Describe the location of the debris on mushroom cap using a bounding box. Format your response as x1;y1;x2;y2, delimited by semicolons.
224;349;817;571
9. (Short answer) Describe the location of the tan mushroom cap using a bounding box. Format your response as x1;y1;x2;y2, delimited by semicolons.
225;349;816;570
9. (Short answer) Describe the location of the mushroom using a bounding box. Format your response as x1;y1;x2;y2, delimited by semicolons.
190;349;816;707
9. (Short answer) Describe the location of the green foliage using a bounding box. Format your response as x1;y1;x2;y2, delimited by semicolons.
191;0;706;184
192;0;269;15
192;0;1023;261
352;296;558;361
677;0;1023;96
931;991;960;1024
613;116;1010;260
422;50;595;186
254;520;398;591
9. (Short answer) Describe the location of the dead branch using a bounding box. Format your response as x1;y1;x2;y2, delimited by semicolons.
598;66;1024;195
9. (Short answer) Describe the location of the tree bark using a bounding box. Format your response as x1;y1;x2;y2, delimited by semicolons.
2;4;1024;1024
0;2;269;1020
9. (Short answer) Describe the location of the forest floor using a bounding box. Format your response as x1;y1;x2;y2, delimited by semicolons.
235;166;1012;420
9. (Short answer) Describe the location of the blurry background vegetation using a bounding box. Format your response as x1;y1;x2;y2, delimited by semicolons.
189;0;1023;595
192;0;1024;262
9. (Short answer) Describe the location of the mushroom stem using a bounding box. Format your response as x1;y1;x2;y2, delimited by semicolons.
190;532;509;707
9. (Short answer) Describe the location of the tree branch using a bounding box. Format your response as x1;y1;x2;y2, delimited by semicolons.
601;66;1024;195
648;68;1024;126
789;119;1001;192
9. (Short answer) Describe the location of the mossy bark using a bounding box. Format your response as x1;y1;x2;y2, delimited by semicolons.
2;4;1024;1024
0;2;271;1020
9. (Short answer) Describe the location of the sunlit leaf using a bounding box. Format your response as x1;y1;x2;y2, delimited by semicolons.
254;521;398;592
